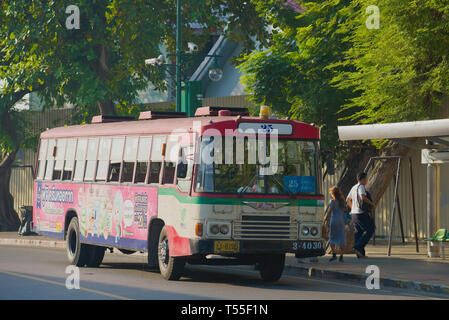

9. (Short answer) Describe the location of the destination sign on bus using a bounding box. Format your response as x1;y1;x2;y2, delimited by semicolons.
238;122;293;135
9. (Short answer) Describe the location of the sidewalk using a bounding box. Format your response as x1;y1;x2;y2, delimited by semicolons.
0;232;66;249
1;232;448;296
285;242;449;296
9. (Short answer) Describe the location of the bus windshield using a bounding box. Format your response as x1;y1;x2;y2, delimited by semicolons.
194;136;318;195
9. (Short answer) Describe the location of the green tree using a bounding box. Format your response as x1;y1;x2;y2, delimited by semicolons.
0;0;270;230
240;0;449;201
239;0;357;154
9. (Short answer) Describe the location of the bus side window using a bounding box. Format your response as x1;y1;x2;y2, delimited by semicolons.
37;139;48;180
162;162;176;184
84;138;99;181
135;136;152;183
44;139;56;180
177;146;193;193
121;136;138;183
73;138;87;181
62;139;76;180
162;136;179;185
148;135;165;184
108;137;124;182
53;139;66;180
96;138;111;181
149;162;162;183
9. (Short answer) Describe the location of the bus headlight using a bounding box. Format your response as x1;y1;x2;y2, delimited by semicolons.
220;225;229;235
301;226;310;236
310;227;318;236
210;225;220;235
207;221;231;238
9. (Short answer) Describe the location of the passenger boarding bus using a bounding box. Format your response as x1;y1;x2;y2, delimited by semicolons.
33;107;325;281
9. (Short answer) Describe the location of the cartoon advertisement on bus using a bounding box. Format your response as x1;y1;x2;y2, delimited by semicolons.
33;182;158;250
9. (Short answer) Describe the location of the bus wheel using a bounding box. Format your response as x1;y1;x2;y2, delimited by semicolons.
66;217;90;267
258;253;285;282
86;246;106;268
158;227;185;280
148;222;163;270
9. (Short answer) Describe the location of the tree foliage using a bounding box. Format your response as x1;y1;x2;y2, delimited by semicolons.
0;0;270;228
240;0;449;153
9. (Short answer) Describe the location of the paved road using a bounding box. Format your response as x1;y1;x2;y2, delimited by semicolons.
0;245;444;300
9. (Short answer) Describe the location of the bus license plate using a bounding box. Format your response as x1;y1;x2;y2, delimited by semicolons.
295;240;323;251
214;241;240;253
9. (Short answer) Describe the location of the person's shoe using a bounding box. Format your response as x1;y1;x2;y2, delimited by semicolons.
354;248;365;258
329;254;337;262
339;255;344;262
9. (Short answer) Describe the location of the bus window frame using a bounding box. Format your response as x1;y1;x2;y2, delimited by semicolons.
120;136;138;184
53;138;67;181
84;138;100;182
95;137;112;182
73;137;88;182
133;135;153;185
107;136;125;184
148;135;166;185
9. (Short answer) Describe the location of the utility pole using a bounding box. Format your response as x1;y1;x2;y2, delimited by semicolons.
176;0;182;112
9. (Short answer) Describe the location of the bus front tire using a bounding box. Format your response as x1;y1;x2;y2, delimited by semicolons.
66;217;90;267
158;227;185;280
258;253;285;282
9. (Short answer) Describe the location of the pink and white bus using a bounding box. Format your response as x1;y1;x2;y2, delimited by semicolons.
33;107;325;281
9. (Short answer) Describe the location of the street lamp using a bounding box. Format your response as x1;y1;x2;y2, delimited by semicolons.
208;58;223;82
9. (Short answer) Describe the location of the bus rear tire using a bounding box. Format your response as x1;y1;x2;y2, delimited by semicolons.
66;217;90;267
258;253;285;282
86;246;106;268
158;227;185;280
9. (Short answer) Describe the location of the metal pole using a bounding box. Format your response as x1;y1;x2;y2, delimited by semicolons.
176;0;182;113
387;158;401;256
409;157;419;253
427;163;438;257
396;185;405;243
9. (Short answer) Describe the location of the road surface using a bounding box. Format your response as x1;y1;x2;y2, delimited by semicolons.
0;245;444;300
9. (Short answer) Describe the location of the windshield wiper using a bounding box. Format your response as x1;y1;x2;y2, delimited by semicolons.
271;174;294;198
237;171;259;197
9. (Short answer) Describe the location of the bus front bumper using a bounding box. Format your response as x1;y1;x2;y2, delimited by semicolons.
189;239;325;258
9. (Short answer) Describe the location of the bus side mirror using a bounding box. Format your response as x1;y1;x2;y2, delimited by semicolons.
326;154;335;176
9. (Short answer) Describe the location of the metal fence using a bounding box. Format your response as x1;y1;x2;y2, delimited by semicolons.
9;108;74;215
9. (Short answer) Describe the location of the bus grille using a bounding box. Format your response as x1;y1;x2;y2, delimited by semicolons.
233;215;298;240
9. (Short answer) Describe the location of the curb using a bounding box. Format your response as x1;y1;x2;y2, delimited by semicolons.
284;263;449;296
0;238;66;249
0;238;149;256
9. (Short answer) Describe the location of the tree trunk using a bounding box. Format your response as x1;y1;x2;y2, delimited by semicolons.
97;100;116;116
0;150;21;231
337;142;377;195
364;142;410;204
338;141;410;204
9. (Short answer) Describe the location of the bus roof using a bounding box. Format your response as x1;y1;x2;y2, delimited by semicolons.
40;116;320;140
